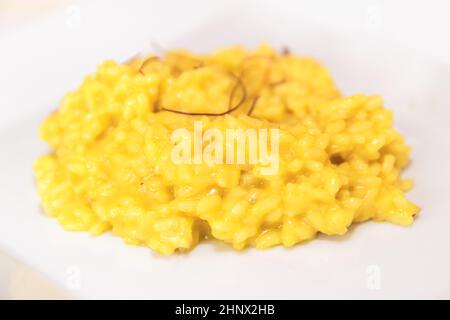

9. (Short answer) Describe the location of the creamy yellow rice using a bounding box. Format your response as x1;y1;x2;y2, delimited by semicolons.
34;44;419;255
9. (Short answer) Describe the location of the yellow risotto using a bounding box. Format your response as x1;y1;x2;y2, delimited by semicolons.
34;44;419;255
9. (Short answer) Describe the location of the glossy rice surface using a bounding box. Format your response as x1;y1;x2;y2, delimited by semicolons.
34;45;419;255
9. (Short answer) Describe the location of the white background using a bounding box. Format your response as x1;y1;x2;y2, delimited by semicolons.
0;0;449;299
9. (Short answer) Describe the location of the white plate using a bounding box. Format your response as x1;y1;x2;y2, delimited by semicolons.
1;0;450;299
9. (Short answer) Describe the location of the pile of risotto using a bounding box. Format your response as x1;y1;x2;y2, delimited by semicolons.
34;44;419;255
